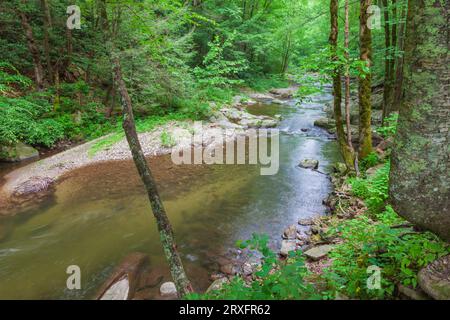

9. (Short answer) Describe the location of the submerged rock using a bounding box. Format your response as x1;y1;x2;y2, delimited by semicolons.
0;142;39;162
418;254;450;300
304;245;334;261
96;252;150;300
298;159;319;170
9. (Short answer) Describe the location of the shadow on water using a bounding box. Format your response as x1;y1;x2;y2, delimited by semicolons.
0;91;341;299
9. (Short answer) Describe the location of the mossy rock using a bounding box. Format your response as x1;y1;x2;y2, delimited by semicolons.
0;142;39;162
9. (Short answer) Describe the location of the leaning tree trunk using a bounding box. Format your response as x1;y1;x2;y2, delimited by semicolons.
112;56;193;297
358;0;373;159
330;0;355;170
390;0;449;241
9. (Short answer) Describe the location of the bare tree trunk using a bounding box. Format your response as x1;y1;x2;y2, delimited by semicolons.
18;8;45;90
393;0;407;110
381;0;391;124
330;0;355;170
41;0;53;84
344;0;354;151
358;0;373;159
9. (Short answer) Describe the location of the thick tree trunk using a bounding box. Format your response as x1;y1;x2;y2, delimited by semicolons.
330;0;355;170
18;9;45;90
358;0;373;159
390;0;449;241
112;56;193;297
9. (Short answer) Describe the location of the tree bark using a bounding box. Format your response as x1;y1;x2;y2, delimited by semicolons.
18;8;45;90
112;57;193;296
390;0;449;241
41;0;53;84
330;0;355;170
381;0;391;124
358;0;373;159
344;0;354;151
393;0;407;110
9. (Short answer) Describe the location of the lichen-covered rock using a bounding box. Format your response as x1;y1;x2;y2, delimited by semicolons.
418;255;450;300
389;0;450;241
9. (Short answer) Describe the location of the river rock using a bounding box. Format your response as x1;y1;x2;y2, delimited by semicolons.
249;93;275;101
160;282;177;297
13;176;54;197
0;142;39;162
206;277;229;294
418;254;450;300
397;284;430;300
269;88;296;99
304;245;334;261
298;217;315;226
280;240;297;256
96;252;150;300
283;224;298;240
220;263;238;275
333;162;348;175
298;159;319;170
314;117;335;131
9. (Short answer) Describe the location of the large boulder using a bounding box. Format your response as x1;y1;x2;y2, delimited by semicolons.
418;255;450;300
0;142;38;162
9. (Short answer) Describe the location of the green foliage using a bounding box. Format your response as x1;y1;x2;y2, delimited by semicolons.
194;33;248;88
325;162;450;299
348;161;390;212
188;234;320;300
246;75;290;92
360;151;380;171
160;130;176;148
324;206;449;299
377;113;399;138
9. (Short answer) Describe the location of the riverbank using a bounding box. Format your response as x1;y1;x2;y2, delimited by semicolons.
199;142;450;300
0;87;299;215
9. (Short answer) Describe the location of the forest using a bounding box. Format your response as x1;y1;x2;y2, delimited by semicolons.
0;0;448;302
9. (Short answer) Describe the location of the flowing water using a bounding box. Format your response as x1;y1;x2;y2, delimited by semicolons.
0;90;341;299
